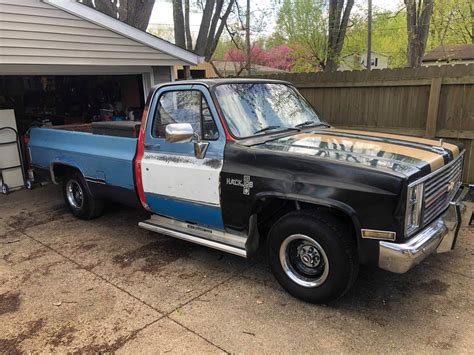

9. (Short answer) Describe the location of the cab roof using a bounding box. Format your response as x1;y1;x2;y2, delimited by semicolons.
152;78;292;91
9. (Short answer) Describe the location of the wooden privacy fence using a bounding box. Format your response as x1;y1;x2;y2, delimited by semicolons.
256;64;474;183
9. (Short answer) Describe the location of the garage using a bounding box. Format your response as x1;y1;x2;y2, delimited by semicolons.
0;0;201;191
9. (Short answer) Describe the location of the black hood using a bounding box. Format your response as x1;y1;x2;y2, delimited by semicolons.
253;128;461;178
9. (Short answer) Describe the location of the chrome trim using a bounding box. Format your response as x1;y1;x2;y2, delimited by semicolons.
194;141;209;159
279;234;329;288
379;185;470;273
165;123;194;143
405;151;465;238
145;214;248;249
66;179;84;210
408;151;465;187
361;229;396;241
85;177;106;185
138;220;247;258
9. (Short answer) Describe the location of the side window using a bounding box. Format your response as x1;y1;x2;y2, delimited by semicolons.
153;90;218;140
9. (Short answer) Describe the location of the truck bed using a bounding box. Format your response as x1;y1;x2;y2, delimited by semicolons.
29;127;140;207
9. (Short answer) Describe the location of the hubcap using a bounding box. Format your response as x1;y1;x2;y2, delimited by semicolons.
279;234;329;288
66;180;84;209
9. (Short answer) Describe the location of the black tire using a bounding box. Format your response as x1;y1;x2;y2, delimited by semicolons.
62;171;104;220
267;209;359;304
1;184;9;195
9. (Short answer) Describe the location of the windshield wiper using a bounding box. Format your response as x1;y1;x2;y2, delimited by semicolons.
254;126;301;135
254;125;281;134
295;121;329;128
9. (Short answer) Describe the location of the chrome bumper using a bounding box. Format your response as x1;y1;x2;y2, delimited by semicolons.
379;185;472;274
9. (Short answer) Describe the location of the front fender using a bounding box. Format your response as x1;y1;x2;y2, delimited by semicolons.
252;191;362;238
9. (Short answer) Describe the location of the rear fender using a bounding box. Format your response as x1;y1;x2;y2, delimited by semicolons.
49;162;93;196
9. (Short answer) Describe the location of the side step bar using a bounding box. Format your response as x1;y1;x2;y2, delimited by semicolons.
138;219;248;258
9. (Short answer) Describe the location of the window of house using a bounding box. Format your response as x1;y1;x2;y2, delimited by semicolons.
153;90;218;140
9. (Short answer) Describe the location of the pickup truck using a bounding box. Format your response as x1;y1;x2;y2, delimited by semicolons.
28;78;471;303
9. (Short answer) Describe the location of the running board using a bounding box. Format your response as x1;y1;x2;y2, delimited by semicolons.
138;215;248;258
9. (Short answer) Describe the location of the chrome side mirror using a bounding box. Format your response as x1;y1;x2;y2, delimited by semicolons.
165;123;194;143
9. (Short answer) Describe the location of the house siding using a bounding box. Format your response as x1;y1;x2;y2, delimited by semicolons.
0;0;180;66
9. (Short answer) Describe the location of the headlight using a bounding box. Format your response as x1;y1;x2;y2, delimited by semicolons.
405;183;424;236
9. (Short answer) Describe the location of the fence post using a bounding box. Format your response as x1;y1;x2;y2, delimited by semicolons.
425;77;442;138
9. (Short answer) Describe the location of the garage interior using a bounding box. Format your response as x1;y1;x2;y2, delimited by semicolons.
0;74;145;135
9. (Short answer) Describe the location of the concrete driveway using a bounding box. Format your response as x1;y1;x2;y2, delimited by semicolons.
1;184;473;353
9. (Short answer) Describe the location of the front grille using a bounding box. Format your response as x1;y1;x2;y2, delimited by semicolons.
422;153;464;225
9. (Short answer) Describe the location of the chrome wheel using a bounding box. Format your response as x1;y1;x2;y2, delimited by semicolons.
279;234;329;288
66;179;84;209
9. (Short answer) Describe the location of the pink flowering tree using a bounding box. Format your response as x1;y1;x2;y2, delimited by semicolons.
223;44;294;73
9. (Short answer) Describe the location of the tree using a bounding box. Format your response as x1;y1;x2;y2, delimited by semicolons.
277;0;328;71
265;45;294;71
429;0;473;47
277;0;354;72
326;0;355;71
172;0;186;49
404;0;434;67
80;0;154;31
343;10;408;69
172;0;235;61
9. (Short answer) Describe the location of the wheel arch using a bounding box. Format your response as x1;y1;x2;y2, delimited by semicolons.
250;192;362;250
49;162;92;196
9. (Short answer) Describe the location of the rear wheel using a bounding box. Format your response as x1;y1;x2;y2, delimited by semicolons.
63;172;104;220
267;210;358;304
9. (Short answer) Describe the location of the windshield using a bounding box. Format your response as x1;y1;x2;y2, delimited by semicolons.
214;83;321;138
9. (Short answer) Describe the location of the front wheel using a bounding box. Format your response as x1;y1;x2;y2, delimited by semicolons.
63;172;104;220
267;210;359;304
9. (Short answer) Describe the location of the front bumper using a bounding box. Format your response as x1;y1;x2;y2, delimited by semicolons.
379;185;472;273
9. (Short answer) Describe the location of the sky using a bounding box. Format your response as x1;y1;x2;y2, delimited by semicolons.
148;0;404;40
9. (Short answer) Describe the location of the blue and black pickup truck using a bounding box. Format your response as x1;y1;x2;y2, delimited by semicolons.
28;79;471;303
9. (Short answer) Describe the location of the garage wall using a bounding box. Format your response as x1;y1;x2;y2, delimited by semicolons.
0;0;181;66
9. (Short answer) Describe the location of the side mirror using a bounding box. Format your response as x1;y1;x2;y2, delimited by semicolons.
165;123;194;143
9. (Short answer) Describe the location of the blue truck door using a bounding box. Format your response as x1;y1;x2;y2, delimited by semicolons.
140;85;226;230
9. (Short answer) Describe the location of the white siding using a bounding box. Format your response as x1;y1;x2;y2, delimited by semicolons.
0;0;186;66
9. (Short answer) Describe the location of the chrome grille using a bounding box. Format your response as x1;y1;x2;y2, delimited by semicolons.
422;153;464;224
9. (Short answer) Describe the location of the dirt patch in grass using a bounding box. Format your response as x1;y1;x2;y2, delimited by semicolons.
0;292;21;315
112;239;193;273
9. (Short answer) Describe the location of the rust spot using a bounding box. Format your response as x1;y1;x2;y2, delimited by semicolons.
203;159;222;169
144;154;192;164
112;239;192;273
0;292;21;315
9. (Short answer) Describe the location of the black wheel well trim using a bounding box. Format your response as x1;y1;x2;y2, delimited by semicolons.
251;191;362;240
49;163;93;195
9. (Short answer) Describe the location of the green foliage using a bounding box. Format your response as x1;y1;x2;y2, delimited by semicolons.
214;0;472;70
343;10;408;68
429;0;473;48
276;0;328;71
211;37;235;60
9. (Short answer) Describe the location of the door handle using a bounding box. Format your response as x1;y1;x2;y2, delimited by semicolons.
144;143;160;149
